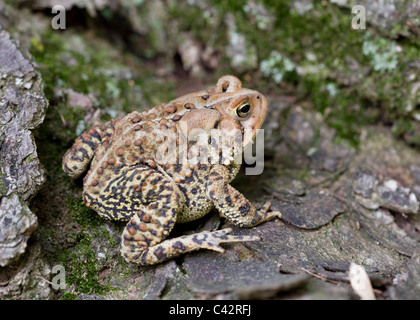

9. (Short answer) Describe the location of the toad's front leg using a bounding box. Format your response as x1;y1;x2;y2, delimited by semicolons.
205;164;282;227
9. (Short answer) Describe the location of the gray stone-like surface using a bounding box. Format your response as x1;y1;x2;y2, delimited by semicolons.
183;251;307;295
272;190;345;229
330;0;420;40
0;243;53;299
353;171;419;214
390;249;420;300
0;28;48;266
0;194;38;268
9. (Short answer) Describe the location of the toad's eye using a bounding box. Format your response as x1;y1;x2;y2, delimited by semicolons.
236;102;251;117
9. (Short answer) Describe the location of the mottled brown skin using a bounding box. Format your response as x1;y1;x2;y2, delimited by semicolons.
63;75;281;266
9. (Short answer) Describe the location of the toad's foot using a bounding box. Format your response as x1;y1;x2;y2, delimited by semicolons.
191;228;261;253
258;201;282;220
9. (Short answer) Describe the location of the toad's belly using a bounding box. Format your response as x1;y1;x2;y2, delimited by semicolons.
175;183;214;223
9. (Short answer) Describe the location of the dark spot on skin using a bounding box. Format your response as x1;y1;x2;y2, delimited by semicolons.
193;234;206;245
150;177;162;185
132;253;142;261
164;220;174;230
217;233;229;240
149;202;158;210
163;185;173;192
183;175;194;184
131;222;140;231
165;105;177;113
191;187;198;195
225;196;233;207
140;249;150;264
239;203;251;216
72;147;89;161
123;234;133;242
158;209;167;217
143;237;151;246
146;189;157;201
83;139;97;150
172;241;186;251
256;96;260;100
201;95;209;101
91;130;101;140
172;114;182;121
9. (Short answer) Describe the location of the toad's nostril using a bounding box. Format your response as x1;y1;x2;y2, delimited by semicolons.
216;75;242;92
222;81;229;92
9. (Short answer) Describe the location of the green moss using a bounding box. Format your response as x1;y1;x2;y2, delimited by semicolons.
207;0;420;148
59;291;77;300
0;172;7;197
34;189;117;296
207;1;365;146
168;2;225;43
65;195;103;228
404;130;420;146
30;29;162;117
3;0;16;7
392;118;413;138
57;236;113;295
58;195;121;295
30;23;170;298
48;196;117;295
34;102;115;297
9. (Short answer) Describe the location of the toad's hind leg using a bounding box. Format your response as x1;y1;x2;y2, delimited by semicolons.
123;221;261;266
114;166;260;266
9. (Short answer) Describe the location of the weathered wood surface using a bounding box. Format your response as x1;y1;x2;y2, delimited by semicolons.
0;16;48;267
